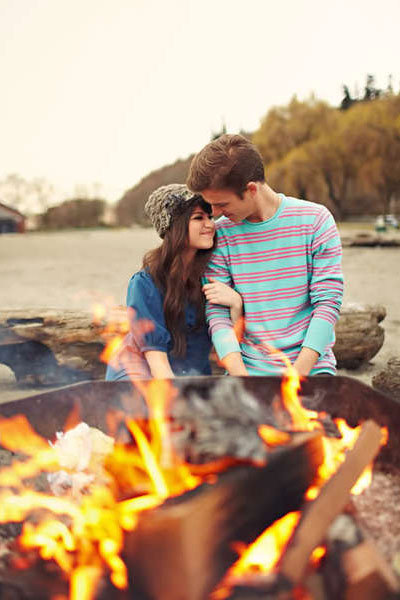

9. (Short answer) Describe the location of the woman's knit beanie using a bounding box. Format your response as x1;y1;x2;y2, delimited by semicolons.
144;184;202;238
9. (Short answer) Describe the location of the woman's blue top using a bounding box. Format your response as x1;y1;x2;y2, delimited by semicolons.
105;271;212;380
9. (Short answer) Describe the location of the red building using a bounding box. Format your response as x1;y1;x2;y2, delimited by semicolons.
0;202;26;233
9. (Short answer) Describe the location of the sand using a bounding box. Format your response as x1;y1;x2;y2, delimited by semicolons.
0;227;399;403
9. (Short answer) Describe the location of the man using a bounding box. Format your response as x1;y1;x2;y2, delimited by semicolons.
187;134;344;377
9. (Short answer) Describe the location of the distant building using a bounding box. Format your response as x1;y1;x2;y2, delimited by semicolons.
0;202;26;233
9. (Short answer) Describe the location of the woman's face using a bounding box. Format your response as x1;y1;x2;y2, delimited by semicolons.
187;206;215;250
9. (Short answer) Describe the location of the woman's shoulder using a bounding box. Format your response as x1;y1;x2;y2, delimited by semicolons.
129;269;155;288
127;269;161;304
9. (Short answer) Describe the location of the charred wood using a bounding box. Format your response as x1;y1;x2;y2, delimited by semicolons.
321;507;400;600
276;421;384;585
123;433;323;600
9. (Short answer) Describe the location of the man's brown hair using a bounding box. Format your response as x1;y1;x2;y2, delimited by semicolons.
187;134;265;197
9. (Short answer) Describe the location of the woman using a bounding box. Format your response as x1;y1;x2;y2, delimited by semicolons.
106;184;242;380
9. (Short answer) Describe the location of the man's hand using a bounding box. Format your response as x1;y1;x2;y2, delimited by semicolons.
221;351;249;376
293;347;319;377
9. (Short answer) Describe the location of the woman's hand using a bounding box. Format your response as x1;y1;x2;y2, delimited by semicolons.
202;278;243;323
144;350;175;378
202;278;242;309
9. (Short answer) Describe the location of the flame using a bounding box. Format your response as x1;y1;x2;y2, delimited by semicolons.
219;363;389;586
92;303;107;326
281;366;320;431
95;304;155;368
258;424;291;447
0;378;229;599
231;512;301;575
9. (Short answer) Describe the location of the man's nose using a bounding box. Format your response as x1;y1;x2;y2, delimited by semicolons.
211;206;223;218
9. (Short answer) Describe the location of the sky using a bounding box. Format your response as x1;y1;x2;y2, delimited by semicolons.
1;0;399;208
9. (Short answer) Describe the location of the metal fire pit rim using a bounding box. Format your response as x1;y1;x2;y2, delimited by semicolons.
1;375;400;468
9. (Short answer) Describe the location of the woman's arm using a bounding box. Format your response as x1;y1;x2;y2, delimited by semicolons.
202;278;243;324
144;350;175;378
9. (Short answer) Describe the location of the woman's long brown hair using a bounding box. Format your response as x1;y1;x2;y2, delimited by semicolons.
142;197;215;357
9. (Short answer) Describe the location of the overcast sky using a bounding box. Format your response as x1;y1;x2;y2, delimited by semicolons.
1;0;399;204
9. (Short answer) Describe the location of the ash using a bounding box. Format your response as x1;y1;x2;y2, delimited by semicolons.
353;466;400;578
170;378;274;463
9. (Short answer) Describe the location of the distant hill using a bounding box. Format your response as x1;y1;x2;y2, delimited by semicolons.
116;155;194;227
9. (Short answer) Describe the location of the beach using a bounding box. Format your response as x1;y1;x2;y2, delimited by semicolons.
1;228;399;402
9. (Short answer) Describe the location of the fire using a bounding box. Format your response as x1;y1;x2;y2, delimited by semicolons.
0;310;390;599
95;305;155;367
0;379;223;599
218;365;388;588
281;366;321;431
231;512;301;575
258;424;291;447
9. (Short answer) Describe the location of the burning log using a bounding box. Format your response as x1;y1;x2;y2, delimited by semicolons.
123;432;323;600
225;421;389;599
277;420;384;584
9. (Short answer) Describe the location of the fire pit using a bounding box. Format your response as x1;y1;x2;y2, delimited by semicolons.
0;375;399;599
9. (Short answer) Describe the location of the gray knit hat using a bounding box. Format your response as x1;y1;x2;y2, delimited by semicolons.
145;184;202;238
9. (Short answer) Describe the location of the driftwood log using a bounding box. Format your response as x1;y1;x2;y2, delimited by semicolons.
0;303;386;385
372;357;400;402
341;232;400;247
334;303;386;369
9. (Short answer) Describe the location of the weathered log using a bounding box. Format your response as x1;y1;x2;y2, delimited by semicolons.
341;232;400;247
0;303;386;384
372;356;400;402
334;303;386;369
0;309;109;384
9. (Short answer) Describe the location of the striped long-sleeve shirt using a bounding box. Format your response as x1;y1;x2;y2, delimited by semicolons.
204;195;344;375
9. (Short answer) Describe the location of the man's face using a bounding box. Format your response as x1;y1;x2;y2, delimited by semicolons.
201;188;254;223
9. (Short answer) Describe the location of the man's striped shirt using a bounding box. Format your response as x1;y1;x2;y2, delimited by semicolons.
204;195;344;375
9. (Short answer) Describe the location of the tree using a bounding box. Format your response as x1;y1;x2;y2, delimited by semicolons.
0;174;54;214
340;85;355;111
342;97;400;214
211;123;227;140
363;74;381;102
0;174;28;212
253;96;337;165
303;128;360;220
41;198;106;229
267;146;316;202
116;156;193;227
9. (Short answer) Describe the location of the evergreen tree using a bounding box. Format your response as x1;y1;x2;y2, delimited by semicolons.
340;85;354;110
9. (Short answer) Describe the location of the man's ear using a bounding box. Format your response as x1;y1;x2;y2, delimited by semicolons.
246;181;258;195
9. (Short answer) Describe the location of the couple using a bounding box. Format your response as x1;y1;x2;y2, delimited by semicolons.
106;134;344;381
